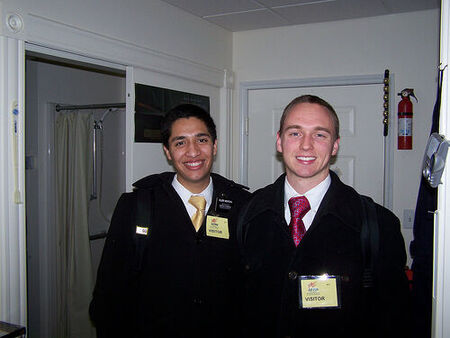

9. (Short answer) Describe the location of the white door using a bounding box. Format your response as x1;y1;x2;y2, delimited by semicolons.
246;83;387;205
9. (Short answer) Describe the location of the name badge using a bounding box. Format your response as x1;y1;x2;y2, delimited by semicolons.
215;197;233;213
136;226;149;236
206;215;229;239
298;274;341;309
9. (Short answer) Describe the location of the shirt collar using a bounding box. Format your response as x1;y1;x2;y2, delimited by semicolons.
172;175;213;214
284;174;331;213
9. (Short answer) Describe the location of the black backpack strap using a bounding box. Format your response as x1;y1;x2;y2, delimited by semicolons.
132;188;153;272
237;196;258;249
237;196;261;274
360;195;380;288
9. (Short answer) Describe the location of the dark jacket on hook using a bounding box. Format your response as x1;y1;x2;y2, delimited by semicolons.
89;172;251;338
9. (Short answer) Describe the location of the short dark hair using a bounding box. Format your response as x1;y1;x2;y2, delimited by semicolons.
279;95;340;140
161;104;217;148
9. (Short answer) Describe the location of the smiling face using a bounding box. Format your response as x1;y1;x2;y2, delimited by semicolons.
276;102;340;194
163;117;217;193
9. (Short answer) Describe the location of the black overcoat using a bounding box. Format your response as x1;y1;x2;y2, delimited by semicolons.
239;171;411;338
90;172;251;338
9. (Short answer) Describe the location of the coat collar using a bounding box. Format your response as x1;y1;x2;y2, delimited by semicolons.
133;172;174;189
133;172;249;193
244;171;362;232
311;171;362;232
243;174;286;224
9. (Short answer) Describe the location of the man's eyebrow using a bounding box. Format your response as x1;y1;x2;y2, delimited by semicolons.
169;135;186;143
283;125;301;131
283;125;331;134
169;133;211;143
314;126;332;134
196;133;211;138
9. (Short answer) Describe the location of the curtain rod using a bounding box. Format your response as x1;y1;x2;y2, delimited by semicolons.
55;102;125;112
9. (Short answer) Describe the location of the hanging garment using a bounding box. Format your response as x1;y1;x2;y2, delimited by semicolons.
410;68;444;338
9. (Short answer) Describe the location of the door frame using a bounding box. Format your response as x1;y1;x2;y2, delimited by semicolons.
435;1;450;336
239;74;395;209
0;36;27;326
24;43;128;337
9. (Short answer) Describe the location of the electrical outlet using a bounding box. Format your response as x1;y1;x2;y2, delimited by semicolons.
403;209;415;229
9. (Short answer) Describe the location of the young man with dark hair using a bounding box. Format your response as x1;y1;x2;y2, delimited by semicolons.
90;104;250;337
238;95;410;338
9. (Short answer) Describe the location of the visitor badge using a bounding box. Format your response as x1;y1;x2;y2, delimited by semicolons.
206;215;229;239
298;274;341;309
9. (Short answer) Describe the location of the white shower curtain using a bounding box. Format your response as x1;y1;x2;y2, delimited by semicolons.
55;111;96;338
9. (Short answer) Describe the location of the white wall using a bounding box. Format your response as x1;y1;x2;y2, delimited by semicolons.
232;9;440;266
1;0;232;72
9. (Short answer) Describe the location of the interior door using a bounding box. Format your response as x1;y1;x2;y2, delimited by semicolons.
247;83;385;205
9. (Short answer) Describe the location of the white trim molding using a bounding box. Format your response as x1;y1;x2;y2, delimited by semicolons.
125;66;135;192
433;0;449;337
0;35;27;326
219;69;234;178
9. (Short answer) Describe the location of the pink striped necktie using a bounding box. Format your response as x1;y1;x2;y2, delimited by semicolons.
288;196;311;246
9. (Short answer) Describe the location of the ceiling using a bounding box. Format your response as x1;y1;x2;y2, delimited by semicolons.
159;0;440;32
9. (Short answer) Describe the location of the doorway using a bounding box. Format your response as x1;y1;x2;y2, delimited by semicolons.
25;52;126;337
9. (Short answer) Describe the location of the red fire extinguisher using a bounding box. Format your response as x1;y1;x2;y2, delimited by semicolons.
397;88;418;150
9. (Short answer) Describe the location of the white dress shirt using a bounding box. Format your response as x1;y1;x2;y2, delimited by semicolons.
284;174;331;231
172;175;213;218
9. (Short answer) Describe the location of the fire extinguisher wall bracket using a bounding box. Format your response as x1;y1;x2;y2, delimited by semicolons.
397;88;417;150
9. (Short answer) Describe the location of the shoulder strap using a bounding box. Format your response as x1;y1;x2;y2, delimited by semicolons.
133;188;153;272
360;195;380;288
236;196;256;248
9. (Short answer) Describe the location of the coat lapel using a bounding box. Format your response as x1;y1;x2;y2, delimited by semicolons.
309;171;362;234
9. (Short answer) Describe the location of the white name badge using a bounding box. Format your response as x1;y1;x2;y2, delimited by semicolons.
298;275;341;309
206;215;229;239
136;226;149;235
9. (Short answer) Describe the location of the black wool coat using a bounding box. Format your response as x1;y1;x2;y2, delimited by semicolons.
238;171;411;338
90;172;251;338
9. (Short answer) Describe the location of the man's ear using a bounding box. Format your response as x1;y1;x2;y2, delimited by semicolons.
163;146;172;161
213;139;218;156
332;138;340;156
276;131;283;153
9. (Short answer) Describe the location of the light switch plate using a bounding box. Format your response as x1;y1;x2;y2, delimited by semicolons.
403;209;415;229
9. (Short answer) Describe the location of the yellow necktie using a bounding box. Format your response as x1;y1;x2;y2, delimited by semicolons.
188;195;206;232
